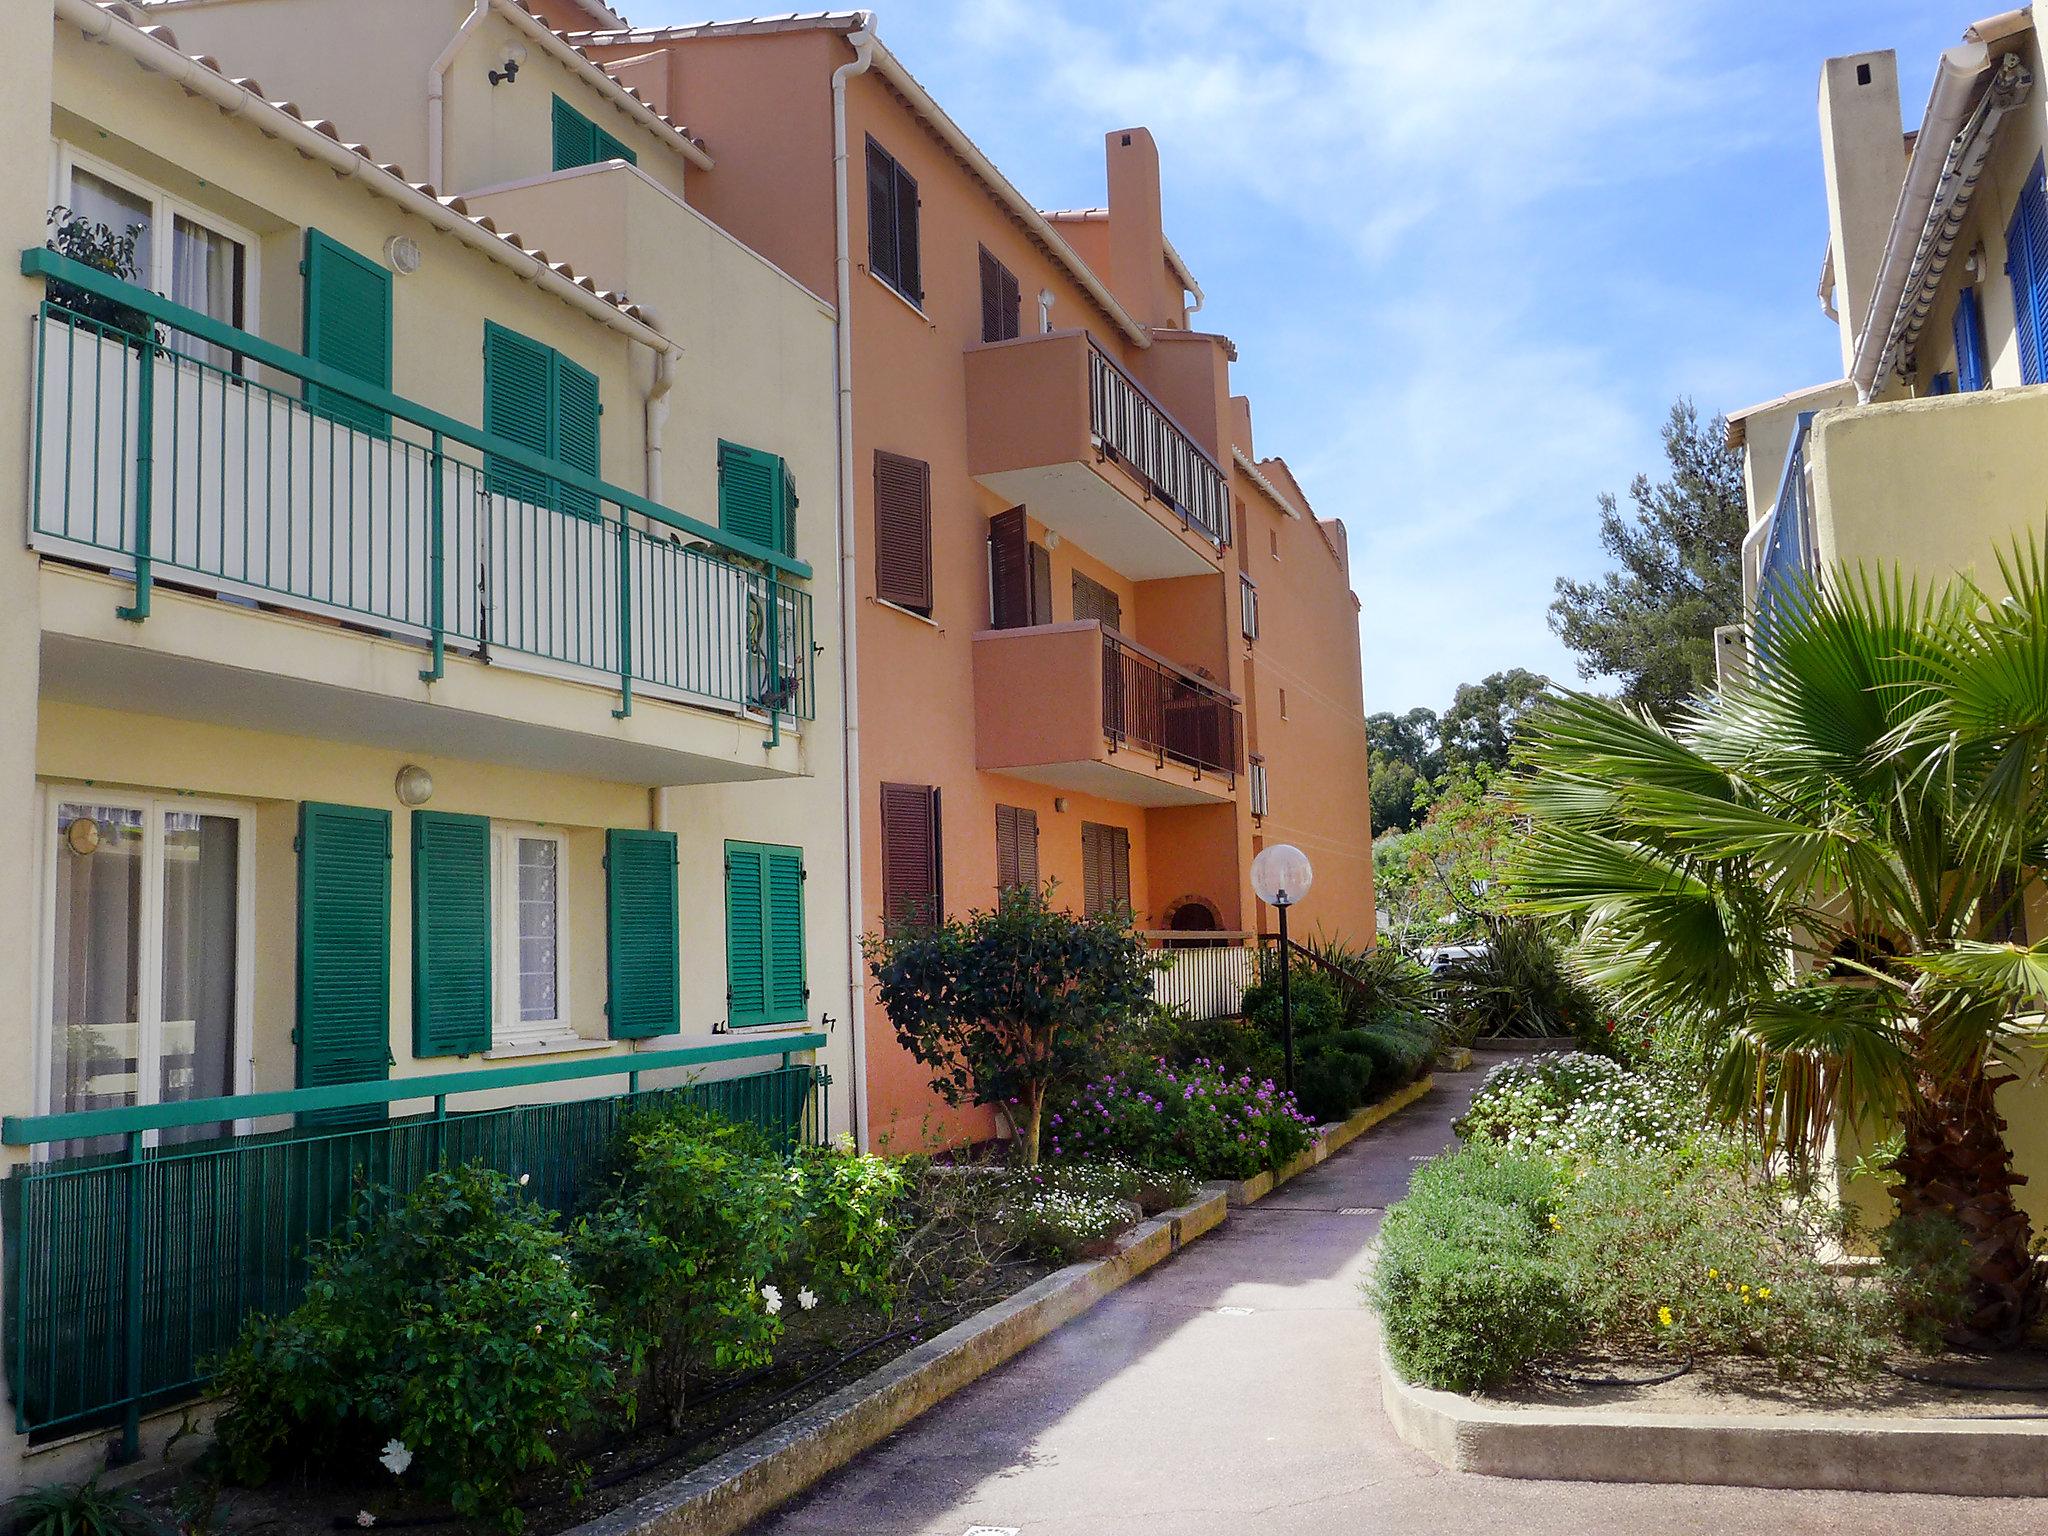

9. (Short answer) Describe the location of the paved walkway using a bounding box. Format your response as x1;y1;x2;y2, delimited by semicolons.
746;1067;2048;1535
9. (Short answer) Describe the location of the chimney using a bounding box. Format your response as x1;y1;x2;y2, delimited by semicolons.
1106;127;1174;329
1818;51;1905;375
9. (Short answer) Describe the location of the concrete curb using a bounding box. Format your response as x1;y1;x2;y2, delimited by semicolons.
568;1189;1229;1536
1378;1342;2048;1496
1221;1075;1436;1207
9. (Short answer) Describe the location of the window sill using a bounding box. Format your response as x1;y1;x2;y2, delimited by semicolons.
867;268;930;322
871;596;942;630
485;1035;613;1061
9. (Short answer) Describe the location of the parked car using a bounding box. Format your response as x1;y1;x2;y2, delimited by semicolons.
1418;942;1488;976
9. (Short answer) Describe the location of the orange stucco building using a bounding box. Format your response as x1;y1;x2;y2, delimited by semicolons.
551;5;1378;1146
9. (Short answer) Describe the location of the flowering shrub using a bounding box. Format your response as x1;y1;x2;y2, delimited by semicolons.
212;1165;615;1530
1048;1060;1317;1180
1454;1051;1707;1161
788;1139;907;1309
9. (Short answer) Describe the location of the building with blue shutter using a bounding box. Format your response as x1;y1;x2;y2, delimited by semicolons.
1723;8;2048;1236
0;0;851;1479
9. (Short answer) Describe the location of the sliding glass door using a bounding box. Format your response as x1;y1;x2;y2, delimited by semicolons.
42;791;252;1153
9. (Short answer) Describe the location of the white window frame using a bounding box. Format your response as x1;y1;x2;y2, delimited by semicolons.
1250;757;1270;818
32;784;258;1150
1240;574;1260;641
52;142;261;349
489;824;581;1056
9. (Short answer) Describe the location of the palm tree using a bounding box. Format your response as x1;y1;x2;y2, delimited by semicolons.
1509;537;2048;1345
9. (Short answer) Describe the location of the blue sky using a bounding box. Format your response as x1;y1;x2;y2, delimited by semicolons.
640;1;1963;713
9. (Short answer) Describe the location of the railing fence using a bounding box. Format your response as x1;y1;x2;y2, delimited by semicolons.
1086;340;1231;547
1148;935;1259;1020
5;1060;821;1446
1102;630;1242;780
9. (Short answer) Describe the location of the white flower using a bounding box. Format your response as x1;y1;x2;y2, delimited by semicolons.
379;1439;413;1476
518;1173;531;1187
798;1287;818;1311
357;1514;377;1529
762;1284;783;1315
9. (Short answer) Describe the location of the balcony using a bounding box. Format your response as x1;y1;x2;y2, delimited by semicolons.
24;250;813;785
973;620;1241;807
965;329;1230;581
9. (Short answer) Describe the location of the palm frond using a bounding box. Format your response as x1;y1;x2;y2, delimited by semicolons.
1704;986;1914;1160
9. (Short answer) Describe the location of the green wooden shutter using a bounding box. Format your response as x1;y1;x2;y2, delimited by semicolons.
607;828;679;1039
302;230;392;436
718;441;786;553
553;95;598;171
296;802;392;1107
594;125;639;167
484;320;554;506
725;841;806;1027
764;845;806;1023
411;811;492;1058
725;842;769;1027
556;354;601;520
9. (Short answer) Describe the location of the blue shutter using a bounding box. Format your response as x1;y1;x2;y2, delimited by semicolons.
484;321;554;506
556;354;601;521
2005;159;2048;385
1954;286;1988;391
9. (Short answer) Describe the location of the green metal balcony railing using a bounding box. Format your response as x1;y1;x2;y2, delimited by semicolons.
1;1034;827;1454
23;248;814;728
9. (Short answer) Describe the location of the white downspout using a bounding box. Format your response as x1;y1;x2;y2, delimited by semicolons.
631;305;681;503
428;0;493;193
831;17;877;1148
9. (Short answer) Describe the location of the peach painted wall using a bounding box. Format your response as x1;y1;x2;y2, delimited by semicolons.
582;23;1375;1140
1232;415;1377;947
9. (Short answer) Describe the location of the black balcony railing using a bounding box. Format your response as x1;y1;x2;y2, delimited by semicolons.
1102;629;1242;780
1086;339;1231;548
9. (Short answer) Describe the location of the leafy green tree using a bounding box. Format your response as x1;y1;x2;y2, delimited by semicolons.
1511;542;2048;1344
1439;669;1551;773
1367;707;1442;833
865;884;1158;1164
1548;398;1745;715
1374;769;1520;946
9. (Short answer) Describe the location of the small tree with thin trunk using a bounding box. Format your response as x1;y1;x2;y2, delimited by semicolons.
864;884;1158;1164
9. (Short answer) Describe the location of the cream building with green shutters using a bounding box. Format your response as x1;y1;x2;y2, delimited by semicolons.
0;0;852;1480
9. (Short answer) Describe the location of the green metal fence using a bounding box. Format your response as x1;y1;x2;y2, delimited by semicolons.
24;249;813;725
1;1036;826;1450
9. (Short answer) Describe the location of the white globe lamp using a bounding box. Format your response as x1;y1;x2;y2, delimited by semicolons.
1250;844;1313;1098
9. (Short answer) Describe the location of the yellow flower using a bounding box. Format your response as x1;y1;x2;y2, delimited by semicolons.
1741;1293;1753;1305
1657;1306;1674;1328
1724;1282;1734;1292
1758;1287;1772;1300
1707;1267;1719;1279
1740;1284;1751;1294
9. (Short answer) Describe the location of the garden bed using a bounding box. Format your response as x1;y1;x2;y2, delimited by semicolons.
1379;1341;2048;1495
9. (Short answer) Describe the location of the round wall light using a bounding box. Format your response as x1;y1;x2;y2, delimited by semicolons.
395;764;436;807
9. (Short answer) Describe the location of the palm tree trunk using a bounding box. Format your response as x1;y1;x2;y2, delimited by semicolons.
1896;1065;2043;1346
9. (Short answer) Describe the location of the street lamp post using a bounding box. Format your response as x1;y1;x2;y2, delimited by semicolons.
1250;844;1314;1098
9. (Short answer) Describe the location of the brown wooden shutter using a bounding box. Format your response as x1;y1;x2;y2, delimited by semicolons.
1081;821;1130;916
874;450;933;613
1000;264;1021;339
995;804;1039;892
1073;571;1122;631
988;507;1030;630
866;140;896;287
1028;541;1052;624
979;247;1004;344
881;782;940;929
892;159;922;304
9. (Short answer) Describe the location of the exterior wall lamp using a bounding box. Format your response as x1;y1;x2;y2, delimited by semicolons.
490;44;526;86
395;764;436;807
